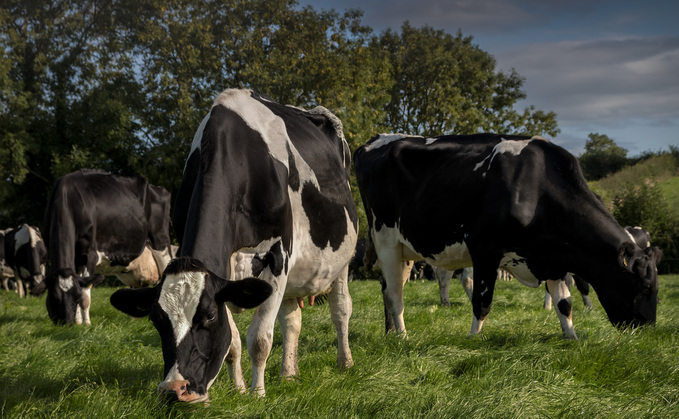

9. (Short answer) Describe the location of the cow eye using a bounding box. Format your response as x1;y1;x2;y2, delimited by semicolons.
206;311;217;322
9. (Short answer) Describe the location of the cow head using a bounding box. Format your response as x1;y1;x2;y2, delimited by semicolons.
33;270;104;325
110;257;273;403
594;243;662;328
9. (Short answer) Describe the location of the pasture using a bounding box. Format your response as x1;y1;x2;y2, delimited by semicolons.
1;276;678;418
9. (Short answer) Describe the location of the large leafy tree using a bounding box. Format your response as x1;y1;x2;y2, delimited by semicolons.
0;0;146;225
375;22;559;137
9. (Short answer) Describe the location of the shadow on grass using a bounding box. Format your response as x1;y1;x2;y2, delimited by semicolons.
1;360;161;412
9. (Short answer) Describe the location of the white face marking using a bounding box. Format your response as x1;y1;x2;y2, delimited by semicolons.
473;138;534;176
159;363;185;392
364;133;423;152
159;271;207;345
58;276;75;292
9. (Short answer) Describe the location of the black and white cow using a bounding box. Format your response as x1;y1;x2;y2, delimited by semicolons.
1;225;47;297
111;89;358;400
354;133;661;339
37;169;173;325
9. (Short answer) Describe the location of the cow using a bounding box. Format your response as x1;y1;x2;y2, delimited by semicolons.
36;169;173;325
543;226;660;310
110;89;358;401
354;133;661;340
1;225;47;297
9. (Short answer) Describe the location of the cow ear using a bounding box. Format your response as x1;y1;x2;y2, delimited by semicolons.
215;276;274;309
110;287;156;317
618;242;637;272
645;246;663;265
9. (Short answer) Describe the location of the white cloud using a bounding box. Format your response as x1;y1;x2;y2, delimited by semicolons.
494;36;679;126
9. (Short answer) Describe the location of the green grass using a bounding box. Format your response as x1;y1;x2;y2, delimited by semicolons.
2;276;679;418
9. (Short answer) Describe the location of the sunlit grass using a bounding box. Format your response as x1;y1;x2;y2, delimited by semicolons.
2;275;678;418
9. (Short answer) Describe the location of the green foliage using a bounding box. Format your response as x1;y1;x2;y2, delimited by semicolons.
579;133;629;181
2;278;679;417
375;23;559;138
1;0;559;228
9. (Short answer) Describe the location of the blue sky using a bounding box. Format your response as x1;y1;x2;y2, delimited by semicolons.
297;0;679;157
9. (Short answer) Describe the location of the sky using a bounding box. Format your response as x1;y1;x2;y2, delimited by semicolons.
297;0;679;157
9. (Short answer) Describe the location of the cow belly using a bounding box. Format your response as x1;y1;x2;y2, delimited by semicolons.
287;209;357;297
96;247;160;288
373;224;472;271
231;213;357;298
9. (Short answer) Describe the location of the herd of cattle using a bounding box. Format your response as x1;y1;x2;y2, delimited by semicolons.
1;89;662;402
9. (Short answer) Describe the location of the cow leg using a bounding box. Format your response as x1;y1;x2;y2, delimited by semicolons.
328;271;353;369
16;278;25;298
436;269;452;307
79;262;96;326
546;278;577;339
543;283;553;310
378;276;395;333
573;275;593;309
469;264;498;336
380;256;411;335
458;269;474;302
224;305;247;392
247;282;286;397
80;286;92;326
277;297;301;378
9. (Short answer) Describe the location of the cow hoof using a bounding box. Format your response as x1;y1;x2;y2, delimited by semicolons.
563;328;578;340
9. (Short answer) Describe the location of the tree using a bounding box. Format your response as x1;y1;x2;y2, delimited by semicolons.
579;133;628;181
0;0;148;225
374;23;559;137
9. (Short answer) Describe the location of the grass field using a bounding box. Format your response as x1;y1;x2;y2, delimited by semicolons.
2;276;678;418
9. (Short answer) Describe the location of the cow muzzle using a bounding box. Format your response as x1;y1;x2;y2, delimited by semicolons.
158;380;208;404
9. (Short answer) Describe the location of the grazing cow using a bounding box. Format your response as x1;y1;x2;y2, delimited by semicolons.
354;133;661;339
110;89;358;400
1;225;47;297
37;169;173;325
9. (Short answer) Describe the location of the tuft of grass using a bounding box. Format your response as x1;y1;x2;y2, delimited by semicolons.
1;276;678;418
